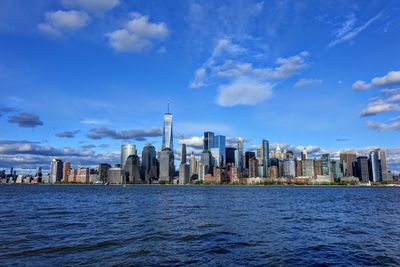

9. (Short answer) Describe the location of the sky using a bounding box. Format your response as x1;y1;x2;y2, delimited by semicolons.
0;0;400;173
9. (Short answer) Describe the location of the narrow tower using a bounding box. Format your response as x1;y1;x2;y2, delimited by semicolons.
162;101;173;151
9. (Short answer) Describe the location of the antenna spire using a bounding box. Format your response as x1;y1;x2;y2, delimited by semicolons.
167;99;170;113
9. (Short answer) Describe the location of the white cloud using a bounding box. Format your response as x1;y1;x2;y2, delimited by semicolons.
353;71;400;90
360;99;400;117
62;0;120;15
212;39;246;57
366;121;400;131
37;10;91;37
107;13;168;52
216;77;273;107
382;88;400;102
189;39;309;91
328;11;383;48
190;68;207;88
273;51;309;78
294;78;322;87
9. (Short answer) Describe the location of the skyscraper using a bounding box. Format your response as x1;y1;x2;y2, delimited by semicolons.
181;143;187;164
141;144;157;181
356;156;369;182
121;144;137;169
376;149;388;181
275;144;282;159
162;103;173;151
63;161;71;182
340;151;357;176
201;150;212;174
283;159;296;178
203;131;214;151
235;137;244;171
212;135;226;167
50;158;63;183
159;148;175;182
124;155;142;183
249;157;259;178
262;139;269;178
189;151;198;178
99;163;111;183
369;151;382;182
226;147;236;165
321;154;331;176
245;151;256;169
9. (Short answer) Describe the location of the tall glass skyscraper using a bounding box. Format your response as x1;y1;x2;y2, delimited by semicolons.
213;135;226;167
162;106;173;151
369;151;382;182
262;139;269;178
203;132;214;151
121;144;137;169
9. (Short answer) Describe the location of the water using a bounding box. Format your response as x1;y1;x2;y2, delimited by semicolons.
0;185;399;266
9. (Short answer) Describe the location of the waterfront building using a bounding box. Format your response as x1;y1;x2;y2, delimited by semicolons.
249;157;259;178
203;131;214;151
356;156;369;182
302;159;315;178
340;151;357;176
76;167;89;183
314;159;323;177
141;144;157;181
296;160;302;177
68;169;77;183
226;147;236;165
369;151;382;182
375;149;388;181
63;161;71;182
262;139;270;178
268;165;278;178
159;148;175;182
201;150;212;174
121;144;137;169
108;167;123;184
179;164;190;184
99;163;111;183
198;162;206;182
124;155;142;183
283;159;296;178
245;151;256;169
321;154;331;176
331;160;343;182
50;158;63;183
162;104;173;151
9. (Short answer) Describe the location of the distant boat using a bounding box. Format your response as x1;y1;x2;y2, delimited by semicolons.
104;182;109;186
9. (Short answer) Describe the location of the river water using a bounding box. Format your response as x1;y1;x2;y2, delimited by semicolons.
0;185;399;266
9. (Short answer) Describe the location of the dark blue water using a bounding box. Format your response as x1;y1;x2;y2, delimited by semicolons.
0;185;399;266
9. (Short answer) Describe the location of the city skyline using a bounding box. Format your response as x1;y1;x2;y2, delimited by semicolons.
0;1;400;172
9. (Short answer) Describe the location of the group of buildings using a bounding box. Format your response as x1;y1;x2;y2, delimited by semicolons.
1;107;398;185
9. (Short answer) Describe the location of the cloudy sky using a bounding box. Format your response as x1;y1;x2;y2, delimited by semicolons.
0;0;400;172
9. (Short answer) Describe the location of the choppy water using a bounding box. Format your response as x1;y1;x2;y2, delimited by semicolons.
0;185;399;266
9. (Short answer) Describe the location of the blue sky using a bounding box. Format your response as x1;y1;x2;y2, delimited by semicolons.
0;0;400;172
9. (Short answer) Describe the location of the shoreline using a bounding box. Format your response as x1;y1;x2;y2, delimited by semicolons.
1;182;400;187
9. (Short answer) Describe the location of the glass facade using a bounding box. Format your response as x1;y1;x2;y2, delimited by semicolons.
162;113;173;151
262;139;269;178
121;144;137;169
